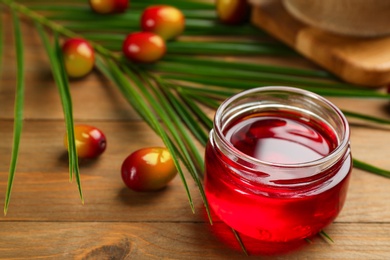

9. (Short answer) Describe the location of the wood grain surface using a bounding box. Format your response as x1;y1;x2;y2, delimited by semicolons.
250;0;390;87
1;7;390;260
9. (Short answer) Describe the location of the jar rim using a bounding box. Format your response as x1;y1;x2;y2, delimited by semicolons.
213;86;350;169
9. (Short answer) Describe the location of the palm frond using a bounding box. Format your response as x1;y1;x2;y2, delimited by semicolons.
343;110;390;125
146;75;205;171
180;93;214;130
162;87;209;146
163;55;333;78
36;25;83;202
4;10;25;215
163;74;389;99
138;73;212;221
148;61;368;90
95;56;201;215
353;159;390;178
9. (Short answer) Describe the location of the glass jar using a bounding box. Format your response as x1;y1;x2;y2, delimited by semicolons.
204;86;352;242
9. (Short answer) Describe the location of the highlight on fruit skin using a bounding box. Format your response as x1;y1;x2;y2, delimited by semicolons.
64;125;107;159
122;32;166;63
140;5;185;40
121;147;178;192
89;0;129;14
215;0;251;25
62;38;95;78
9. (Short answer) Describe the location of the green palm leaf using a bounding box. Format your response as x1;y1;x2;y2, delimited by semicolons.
36;25;83;202
4;10;25;215
163;55;333;78
353;159;390;178
163;88;209;146
343;110;390;125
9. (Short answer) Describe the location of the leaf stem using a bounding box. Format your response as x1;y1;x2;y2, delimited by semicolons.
343;110;390;125
353;159;390;178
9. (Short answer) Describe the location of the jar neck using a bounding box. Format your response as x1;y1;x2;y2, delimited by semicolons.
211;86;351;188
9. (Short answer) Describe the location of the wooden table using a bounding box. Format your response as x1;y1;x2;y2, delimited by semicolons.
1;9;390;260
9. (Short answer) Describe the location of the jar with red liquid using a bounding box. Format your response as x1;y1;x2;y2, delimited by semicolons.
204;86;352;243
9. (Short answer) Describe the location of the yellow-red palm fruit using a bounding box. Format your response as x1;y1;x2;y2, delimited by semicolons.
62;38;95;78
121;147;177;191
89;0;129;14
64;125;107;159
141;5;185;40
122;32;166;63
216;0;251;25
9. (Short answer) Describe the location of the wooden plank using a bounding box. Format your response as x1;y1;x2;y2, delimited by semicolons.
0;222;389;259
0;69;140;121
1;120;390;222
250;0;390;86
0;167;388;223
1;3;390;258
0;120;204;222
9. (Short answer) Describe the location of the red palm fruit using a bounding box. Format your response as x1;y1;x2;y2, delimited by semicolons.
121;147;177;191
62;38;95;78
140;5;185;40
64;125;107;159
89;0;129;14
122;32;166;63
216;0;251;25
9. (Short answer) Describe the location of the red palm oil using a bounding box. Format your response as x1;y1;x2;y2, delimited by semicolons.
205;86;352;242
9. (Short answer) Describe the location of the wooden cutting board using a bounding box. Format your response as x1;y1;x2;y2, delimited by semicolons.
250;0;390;87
